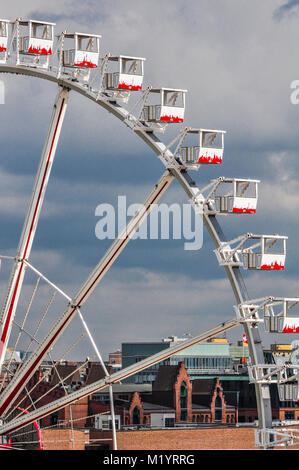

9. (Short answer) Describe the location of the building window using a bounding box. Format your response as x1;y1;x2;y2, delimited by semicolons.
102;419;109;429
132;407;140;425
50;412;58;426
92;394;109;402
109;419;119;430
165;418;175;428
180;381;187;422
285;411;295;420
215;395;222;422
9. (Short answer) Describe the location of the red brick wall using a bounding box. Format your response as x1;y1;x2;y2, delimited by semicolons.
41;429;88;450
173;362;193;423
128;392;144;425
116;426;299;450
278;408;299;420
117;427;256;450
210;378;228;424
63;396;89;428
89;430;113;449
40;426;299;450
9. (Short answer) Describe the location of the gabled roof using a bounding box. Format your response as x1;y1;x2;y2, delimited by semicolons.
192;378;217;395
85;363;107;386
50;364;81;387
114;398;131;410
152;364;182;391
221;379;280;408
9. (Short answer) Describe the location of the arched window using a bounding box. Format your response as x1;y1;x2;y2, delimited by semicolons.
50;411;58;426
180;381;187;422
215;395;222;422
132;406;140;425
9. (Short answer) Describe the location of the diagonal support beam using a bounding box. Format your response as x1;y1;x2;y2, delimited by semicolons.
76;308;118;450
0;316;239;435
0;86;70;370
0;170;174;418
166;167;274;435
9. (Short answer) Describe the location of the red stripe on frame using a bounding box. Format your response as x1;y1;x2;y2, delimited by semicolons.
0;178;170;416
0;98;66;350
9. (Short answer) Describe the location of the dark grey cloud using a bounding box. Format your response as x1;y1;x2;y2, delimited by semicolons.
2;1;299;359
274;0;299;19
29;0;108;28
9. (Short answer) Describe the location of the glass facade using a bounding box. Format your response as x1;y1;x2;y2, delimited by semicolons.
121;341;234;383
179;356;232;371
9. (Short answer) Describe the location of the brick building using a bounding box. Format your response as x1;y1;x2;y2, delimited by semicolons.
4;357;299;449
108;350;122;370
89;362;299;427
89;362;237;427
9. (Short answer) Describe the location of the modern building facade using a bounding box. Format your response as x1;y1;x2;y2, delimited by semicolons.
121;336;249;383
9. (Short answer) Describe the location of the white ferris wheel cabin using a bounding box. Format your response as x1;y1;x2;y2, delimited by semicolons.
0;15;297;450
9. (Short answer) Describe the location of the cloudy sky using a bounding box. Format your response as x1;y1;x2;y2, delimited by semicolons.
2;0;299;360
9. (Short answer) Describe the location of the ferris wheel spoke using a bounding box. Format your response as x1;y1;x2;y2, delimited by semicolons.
76;307;117;449
0;86;70;371
0;170;173;418
11;356;95;422
0;277;40;387
4;332;87;422
168;166;273;430
0;316;240;435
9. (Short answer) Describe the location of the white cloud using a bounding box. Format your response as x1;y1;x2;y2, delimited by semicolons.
77;267;235;356
255;151;299;216
0;166;67;217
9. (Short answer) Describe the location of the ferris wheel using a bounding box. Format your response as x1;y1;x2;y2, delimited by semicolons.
0;17;298;450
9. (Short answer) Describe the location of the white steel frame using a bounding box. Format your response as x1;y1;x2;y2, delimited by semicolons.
215;233;287;269
236;296;299;332
11;19;55;69
0;23;297;450
0;171;173;417
0;86;69;370
187;177;260;215
173;127;226;167
105;55;145;89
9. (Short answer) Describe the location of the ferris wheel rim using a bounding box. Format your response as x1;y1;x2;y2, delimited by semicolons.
0;63;272;443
